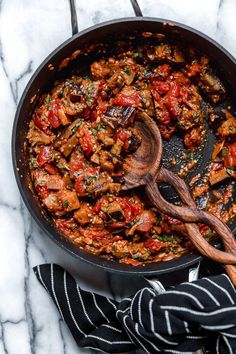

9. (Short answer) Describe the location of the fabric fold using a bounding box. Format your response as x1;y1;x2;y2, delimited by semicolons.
33;264;236;354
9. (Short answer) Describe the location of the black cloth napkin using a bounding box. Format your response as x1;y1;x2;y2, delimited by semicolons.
33;264;236;354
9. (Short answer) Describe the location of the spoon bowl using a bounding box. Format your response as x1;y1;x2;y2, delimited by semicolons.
123;112;162;190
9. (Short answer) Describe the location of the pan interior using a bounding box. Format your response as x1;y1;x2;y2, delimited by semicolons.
13;19;236;274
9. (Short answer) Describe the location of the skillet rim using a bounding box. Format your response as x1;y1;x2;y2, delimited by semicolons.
12;16;236;276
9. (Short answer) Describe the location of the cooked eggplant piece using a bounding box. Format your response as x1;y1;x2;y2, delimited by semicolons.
106;72;124;94
27;122;55;146
54;118;82;148
86;173;113;196
97;130;114;146
60;133;79;157
101;106;136;129
127;133;141;154
63;80;83;102
112;175;125;184
217;114;236;137
110;139;124;156
45;175;64;190
199;70;226;103
105;201;125;222
57;189;80;211
57;108;70;125
74;203;92;224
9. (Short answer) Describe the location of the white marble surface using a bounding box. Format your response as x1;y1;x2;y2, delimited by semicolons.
0;0;236;353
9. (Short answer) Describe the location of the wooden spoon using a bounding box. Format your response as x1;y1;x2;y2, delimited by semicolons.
123;112;236;284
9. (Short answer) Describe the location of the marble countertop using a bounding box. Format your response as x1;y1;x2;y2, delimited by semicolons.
0;0;236;353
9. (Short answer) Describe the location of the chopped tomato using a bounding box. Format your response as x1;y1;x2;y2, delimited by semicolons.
70;159;85;173
154;64;171;79
151;79;170;94
75;177;86;196
163;214;182;225
128;196;143;217
34;112;51;135
173;72;190;86
135;210;156;232
165;82;181;118
151;87;161;102
116;129;129;142
56;218;78;238
48;104;61;128
118;197;143;222
69;151;86;173
37;146;53;167
184;128;201;149
199;224;210;235
78;125;94;157
168;81;181;98
91;98;108;121
35;185;49;200
159;109;171;126
159;125;175;140
224;142;236;167
116;129;129;151
113;88;141;107
144;239;163;253
109;222;127;229
188;63;202;77
44;164;57;175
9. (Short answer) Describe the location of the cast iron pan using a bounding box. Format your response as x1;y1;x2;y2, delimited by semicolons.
12;15;236;276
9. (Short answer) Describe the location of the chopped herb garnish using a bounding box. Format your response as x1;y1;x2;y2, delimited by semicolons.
226;167;235;175
91;128;97;136
97;123;106;131
193;111;199;122
229;125;236;133
71;120;82;134
123;67;131;75
141;96;147;108
221;148;228;157
205;230;213;239
133;52;142;59
158;234;169;242
189;151;195;160
63;200;69;209
30;158;38;169
87;175;97;184
44;97;51;103
87;100;93;108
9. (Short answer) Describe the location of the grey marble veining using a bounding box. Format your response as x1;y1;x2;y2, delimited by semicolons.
0;0;236;353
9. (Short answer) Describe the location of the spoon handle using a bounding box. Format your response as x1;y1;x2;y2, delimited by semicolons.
145;167;236;284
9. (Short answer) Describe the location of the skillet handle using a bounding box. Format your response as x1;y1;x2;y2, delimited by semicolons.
69;0;79;35
145;167;236;284
69;0;143;36
144;262;201;292
130;0;143;17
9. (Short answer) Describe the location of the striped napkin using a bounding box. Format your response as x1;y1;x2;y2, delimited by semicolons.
33;264;236;354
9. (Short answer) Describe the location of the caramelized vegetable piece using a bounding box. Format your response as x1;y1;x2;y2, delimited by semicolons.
102;106;136;129
217;114;236;137
74;203;92;224
57;190;80;211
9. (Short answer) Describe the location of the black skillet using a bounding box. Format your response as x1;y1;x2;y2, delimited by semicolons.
12;4;236;277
